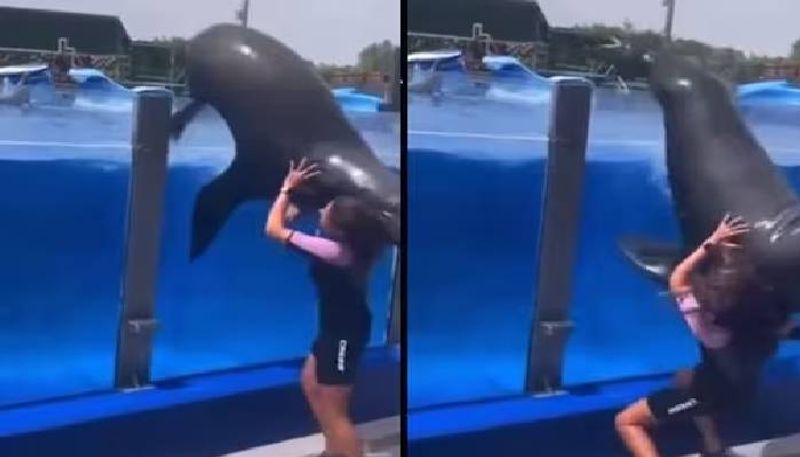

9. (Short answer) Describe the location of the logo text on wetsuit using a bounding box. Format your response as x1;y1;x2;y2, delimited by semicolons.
667;397;699;415
337;340;348;372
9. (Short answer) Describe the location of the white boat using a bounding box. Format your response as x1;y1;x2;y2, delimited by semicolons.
407;50;466;96
68;68;129;92
407;49;554;98
408;50;548;78
408;49;462;69
0;64;46;106
0;63;134;108
0;63;49;77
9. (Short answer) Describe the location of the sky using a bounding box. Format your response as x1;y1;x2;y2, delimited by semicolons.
7;1;797;60
5;0;400;65
537;0;800;57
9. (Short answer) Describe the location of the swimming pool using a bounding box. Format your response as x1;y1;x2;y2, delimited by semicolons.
408;87;800;409
0;95;399;407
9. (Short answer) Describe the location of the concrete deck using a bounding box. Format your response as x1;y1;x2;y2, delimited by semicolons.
224;416;400;457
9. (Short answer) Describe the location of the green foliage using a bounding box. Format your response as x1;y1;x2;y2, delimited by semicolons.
357;40;398;74
551;22;786;83
128;37;397;85
791;38;800;60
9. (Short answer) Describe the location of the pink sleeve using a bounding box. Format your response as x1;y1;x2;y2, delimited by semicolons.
287;231;352;266
676;293;731;349
677;294;704;336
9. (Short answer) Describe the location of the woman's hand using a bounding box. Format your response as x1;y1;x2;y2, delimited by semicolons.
281;158;320;193
706;214;750;247
285;203;301;223
266;158;319;242
669;214;748;294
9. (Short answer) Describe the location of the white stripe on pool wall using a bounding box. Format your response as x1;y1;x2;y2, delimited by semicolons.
0;139;229;151
408;130;800;155
409;130;547;142
409;130;659;147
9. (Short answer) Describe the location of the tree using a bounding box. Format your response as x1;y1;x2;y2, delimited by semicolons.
622;18;634;34
357;40;398;75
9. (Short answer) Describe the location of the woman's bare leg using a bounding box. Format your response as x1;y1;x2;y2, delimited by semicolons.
301;355;334;453
317;384;362;457
615;398;660;457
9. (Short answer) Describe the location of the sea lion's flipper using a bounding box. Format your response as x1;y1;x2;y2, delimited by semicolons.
618;236;682;285
171;99;206;140
190;163;248;260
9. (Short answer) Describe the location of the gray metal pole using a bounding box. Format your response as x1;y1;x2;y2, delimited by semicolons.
663;0;676;42
524;77;592;395
386;247;401;345
379;48;401;112
237;0;250;28
169;45;175;87
114;87;172;390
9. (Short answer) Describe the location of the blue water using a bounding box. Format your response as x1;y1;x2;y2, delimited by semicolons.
0;95;399;407
333;87;385;112
738;80;800;106
408;88;800;409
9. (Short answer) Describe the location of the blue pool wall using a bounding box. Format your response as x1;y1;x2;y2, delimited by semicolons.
408;89;800;409
0;103;398;407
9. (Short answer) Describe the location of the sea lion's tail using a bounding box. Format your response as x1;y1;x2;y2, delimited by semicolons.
170;99;206;140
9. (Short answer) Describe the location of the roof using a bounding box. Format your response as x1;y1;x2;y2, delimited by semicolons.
408;50;462;62
549;27;622;47
408;0;549;43
0;63;48;76
0;6;130;55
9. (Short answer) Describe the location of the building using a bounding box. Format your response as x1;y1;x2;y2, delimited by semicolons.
0;6;131;79
761;60;800;80
128;40;187;90
407;0;550;67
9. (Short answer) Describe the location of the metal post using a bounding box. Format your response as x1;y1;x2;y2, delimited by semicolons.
114;87;172;390
379;48;401;112
386;247;401;345
663;0;676;42
168;45;175;87
236;0;250;28
524;78;592;395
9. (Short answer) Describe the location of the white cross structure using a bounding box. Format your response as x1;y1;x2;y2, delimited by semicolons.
57;37;76;55
56;37;77;67
471;22;493;54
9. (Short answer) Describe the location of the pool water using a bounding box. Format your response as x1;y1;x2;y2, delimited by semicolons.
408;88;800;409
0;97;399;407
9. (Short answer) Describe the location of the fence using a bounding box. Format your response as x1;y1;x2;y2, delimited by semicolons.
407;31;548;69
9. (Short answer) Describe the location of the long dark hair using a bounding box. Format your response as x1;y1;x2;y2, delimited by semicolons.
327;196;387;272
691;244;786;355
690;244;755;316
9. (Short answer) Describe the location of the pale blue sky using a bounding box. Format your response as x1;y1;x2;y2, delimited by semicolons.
4;0;400;64
538;0;799;57
7;1;796;60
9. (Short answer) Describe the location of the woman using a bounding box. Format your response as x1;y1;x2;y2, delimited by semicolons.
615;214;792;457
265;158;388;457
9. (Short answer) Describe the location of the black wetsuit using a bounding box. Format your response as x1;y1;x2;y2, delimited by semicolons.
648;294;786;421
309;257;371;385
648;343;769;421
